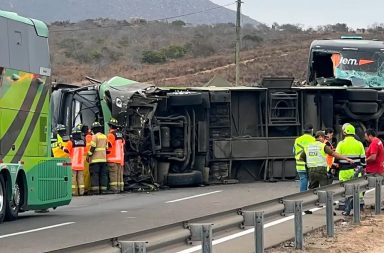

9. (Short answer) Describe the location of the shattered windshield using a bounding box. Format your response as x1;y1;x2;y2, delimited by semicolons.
332;50;384;87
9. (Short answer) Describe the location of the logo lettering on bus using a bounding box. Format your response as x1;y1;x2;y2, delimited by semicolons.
340;57;374;66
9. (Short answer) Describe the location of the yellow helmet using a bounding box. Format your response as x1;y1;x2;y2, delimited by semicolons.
344;124;355;135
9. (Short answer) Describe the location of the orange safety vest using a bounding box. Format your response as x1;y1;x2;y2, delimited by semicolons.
107;129;125;165
326;141;335;168
66;139;86;170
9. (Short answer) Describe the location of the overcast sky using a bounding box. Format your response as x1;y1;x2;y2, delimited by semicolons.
210;0;383;28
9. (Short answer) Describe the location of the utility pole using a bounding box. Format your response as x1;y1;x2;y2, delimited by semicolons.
235;0;242;86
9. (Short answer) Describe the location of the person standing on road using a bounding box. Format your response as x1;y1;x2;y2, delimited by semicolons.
294;123;315;192
364;129;384;176
82;125;92;195
301;131;353;189
107;118;125;193
335;124;366;215
64;125;86;196
87;122;110;195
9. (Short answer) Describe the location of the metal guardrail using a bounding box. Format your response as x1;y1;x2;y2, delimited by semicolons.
52;176;383;253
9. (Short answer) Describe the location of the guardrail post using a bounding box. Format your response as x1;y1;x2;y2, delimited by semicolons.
317;191;334;237
284;200;303;250
120;241;147;253
353;184;360;224
375;177;383;215
294;201;303;249
189;223;213;253
243;211;264;253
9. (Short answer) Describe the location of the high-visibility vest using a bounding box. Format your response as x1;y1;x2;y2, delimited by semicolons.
335;136;366;182
305;141;327;169
326;141;335;168
107;130;125;164
85;133;93;154
52;134;70;158
88;132;108;164
294;134;315;171
67;139;86;170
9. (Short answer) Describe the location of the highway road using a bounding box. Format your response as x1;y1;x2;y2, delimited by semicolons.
0;181;299;253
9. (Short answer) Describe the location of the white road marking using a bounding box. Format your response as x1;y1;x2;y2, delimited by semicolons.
174;206;323;253
0;222;75;239
166;191;223;203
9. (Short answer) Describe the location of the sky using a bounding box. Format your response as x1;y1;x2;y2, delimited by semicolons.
210;0;383;28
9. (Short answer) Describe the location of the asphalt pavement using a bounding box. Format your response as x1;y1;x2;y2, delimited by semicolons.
0;181;298;253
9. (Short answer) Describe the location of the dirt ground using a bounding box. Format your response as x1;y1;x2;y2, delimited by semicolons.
269;210;384;253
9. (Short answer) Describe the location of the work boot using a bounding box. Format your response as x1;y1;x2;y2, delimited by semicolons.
101;190;115;194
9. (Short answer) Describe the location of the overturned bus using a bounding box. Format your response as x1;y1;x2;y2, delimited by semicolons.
51;37;384;188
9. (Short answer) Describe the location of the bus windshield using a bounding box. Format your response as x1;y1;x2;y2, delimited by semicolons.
332;50;384;87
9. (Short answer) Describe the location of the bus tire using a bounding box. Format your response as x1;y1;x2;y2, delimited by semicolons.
0;175;6;223
5;180;21;221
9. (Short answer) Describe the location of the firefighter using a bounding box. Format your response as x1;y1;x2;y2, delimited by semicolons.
87;122;109;195
335;124;366;216
64;125;86;196
301;131;353;189
294;123;315;192
82;125;92;194
51;124;70;158
107;118;125;193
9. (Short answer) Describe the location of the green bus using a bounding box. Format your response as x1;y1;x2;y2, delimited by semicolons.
0;10;71;223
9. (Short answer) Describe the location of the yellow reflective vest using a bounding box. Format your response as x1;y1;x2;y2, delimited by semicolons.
294;134;315;171
52;134;69;158
88;132;108;164
335;136;365;182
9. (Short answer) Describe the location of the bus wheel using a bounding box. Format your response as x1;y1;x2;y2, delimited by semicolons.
5;180;21;221
0;175;6;223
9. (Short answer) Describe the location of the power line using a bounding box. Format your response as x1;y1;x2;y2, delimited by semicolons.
50;2;236;33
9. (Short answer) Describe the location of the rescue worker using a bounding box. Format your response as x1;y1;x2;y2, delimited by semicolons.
364;129;384;176
294;123;315;192
82;125;92;194
51;124;70;158
301;131;353;189
64;126;86;196
87;122;109;195
335;124;366;216
107;118;125;193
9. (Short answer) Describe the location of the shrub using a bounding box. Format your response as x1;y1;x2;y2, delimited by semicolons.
142;50;166;64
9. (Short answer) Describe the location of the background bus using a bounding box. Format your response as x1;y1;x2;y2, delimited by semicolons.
0;10;71;223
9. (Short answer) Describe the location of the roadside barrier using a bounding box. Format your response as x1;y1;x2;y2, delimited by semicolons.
52;176;383;253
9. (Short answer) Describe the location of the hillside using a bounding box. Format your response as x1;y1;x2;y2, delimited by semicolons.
0;0;259;25
48;20;384;86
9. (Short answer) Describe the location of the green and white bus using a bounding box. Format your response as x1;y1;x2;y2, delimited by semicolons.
0;10;71;222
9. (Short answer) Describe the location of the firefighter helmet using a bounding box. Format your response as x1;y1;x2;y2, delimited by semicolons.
55;124;66;132
108;118;120;128
91;122;102;129
71;125;82;135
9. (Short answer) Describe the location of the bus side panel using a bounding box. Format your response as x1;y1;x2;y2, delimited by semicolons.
24;158;71;210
